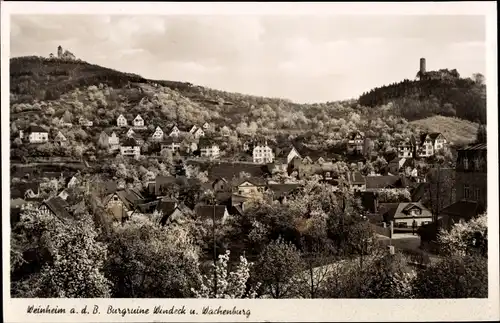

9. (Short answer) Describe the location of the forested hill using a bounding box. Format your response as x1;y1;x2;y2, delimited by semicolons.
358;70;487;124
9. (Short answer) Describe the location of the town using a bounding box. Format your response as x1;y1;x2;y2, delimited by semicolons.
9;48;488;299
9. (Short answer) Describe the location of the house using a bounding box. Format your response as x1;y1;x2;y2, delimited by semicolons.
102;188;144;222
54;131;67;145
212;177;231;192
126;128;135;138
189;125;199;134
99;130;120;151
365;175;408;192
379;202;433;228
199;138;220;159
412;133;447;157
195;205;230;225
193;127;205;139
397;139;413;158
267;184;301;203
27;125;49;143
202;122;211;131
168;125;181;137
11;181;41;200
346;171;366;192
438;200;484;230
156;199;192;226
67;175;80;189
78;117;93;127
387;157;408;175
117;114;128;127
39;196;72;222
233;177;267;197
161;137;182;153
455;143;487;210
347;131;364;154
133;115;145;128
151;126;164;141
220;125;231;137
120;138;141;158
253;142;274;164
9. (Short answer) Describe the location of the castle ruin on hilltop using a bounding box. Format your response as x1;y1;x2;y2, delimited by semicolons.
49;45;77;61
416;57;460;81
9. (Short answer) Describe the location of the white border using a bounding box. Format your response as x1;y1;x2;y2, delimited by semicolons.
2;2;499;322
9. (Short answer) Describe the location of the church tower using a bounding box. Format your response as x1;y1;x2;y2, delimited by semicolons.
57;45;63;58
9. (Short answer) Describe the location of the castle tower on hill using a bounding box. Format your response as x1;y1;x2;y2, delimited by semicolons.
419;57;426;75
57;45;63;58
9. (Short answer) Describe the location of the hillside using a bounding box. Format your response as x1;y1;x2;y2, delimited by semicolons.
358;70;487;124
9;56;483;153
410;116;479;146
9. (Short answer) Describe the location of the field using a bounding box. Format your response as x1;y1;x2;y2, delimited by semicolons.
410;116;479;146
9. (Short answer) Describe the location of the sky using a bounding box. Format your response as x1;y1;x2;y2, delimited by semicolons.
10;14;486;103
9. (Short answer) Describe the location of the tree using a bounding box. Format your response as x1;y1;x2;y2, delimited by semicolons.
192;250;260;299
412;254;487;298
437;213;487;257
11;206;111;298
105;217;201;298
254;238;303;298
321;252;415;298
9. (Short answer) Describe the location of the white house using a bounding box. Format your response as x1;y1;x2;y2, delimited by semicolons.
253;143;274;164
193;128;205;139
161;138;181;153
202;122;211;130
151;126;164;141
133;115;145;128
220;126;231;137
189;125;199;134
27;125;49;144
120;138;141;158
54;131;67;145
413;133;447;158
108;131;120;151
287;146;302;164
199;138;220;158
78;117;93;127
117;114;128;127
169;125;181;137
126;128;135;138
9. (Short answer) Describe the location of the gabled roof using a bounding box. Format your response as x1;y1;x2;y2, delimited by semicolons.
348;131;363;140
195;205;227;221
134;114;143;120
232;177;267;187
460;143;487;151
11;181;42;199
380;202;432;222
103;188;144;210
440;200;481;221
41;196;71;221
121;137;138;147
193;161;271;181
27;125;48;133
162;136;182;144
199;137;217;147
267;183;302;198
365;175;403;189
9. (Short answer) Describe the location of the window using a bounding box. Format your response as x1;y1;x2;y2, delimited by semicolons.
474;187;480;201
463;157;469;170
464;184;470;199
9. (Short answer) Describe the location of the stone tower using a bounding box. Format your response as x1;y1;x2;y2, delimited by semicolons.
419;58;426;75
57;45;63;58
